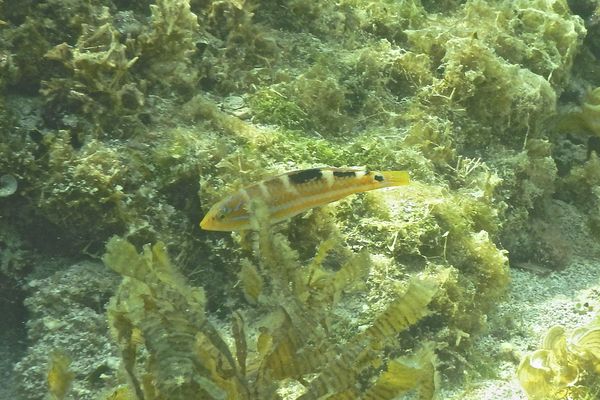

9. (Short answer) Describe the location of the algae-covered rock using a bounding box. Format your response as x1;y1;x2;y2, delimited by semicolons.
1;0;600;398
13;261;119;400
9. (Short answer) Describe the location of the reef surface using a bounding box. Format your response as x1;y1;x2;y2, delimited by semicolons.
1;0;600;399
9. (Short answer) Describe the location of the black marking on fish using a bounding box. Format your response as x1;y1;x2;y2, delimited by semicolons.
333;170;356;178
289;168;323;184
374;174;384;182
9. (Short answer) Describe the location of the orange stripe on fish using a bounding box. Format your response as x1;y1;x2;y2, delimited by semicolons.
200;167;410;231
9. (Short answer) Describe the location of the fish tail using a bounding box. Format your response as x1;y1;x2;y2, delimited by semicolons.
380;171;410;186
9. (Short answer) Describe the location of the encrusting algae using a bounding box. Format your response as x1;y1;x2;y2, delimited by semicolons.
200;167;410;231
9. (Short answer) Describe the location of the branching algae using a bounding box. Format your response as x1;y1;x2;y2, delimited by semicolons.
104;237;244;399
103;223;442;400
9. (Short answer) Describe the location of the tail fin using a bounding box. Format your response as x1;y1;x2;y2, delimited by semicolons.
380;171;410;186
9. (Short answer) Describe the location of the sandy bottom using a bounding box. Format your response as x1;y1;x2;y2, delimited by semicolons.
442;256;600;399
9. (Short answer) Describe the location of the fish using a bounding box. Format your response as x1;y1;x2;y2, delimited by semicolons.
200;167;410;231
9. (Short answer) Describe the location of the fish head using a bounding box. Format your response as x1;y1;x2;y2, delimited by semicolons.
200;194;249;231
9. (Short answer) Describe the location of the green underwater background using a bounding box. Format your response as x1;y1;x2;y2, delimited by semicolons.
2;0;600;398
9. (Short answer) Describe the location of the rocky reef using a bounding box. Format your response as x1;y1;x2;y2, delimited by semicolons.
2;0;600;399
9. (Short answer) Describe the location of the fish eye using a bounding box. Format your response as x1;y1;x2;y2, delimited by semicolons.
216;206;229;220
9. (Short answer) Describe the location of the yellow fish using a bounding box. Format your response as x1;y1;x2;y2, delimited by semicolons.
200;167;410;231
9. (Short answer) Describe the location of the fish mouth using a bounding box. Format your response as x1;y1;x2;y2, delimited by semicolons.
199;216;210;230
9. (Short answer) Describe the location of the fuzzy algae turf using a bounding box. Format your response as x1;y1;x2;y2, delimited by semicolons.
2;0;600;399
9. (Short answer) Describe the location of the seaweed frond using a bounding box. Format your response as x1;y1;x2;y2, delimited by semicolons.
47;351;74;400
104;231;442;399
104;237;249;400
518;321;600;399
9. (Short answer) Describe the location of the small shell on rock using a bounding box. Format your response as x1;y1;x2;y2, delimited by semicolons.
222;95;245;111
0;174;17;197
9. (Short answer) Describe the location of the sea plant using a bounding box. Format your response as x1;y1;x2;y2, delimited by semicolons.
518;320;600;399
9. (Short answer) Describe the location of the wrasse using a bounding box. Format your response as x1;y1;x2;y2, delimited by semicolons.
200;167;410;231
